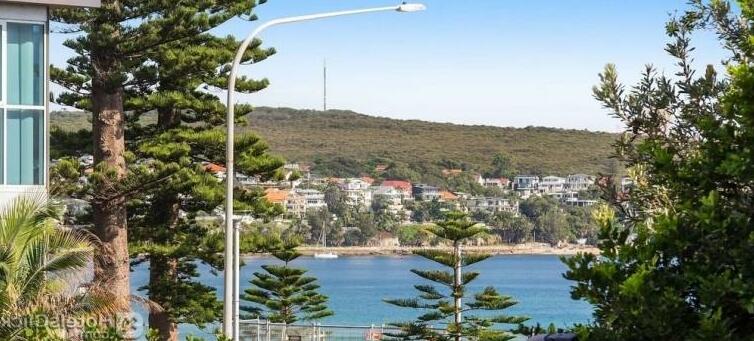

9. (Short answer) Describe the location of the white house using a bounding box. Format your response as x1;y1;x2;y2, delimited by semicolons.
513;175;540;199
372;185;404;214
465;197;519;215
540;176;566;193
339;178;372;207
0;0;100;207
294;188;327;211
566;174;596;192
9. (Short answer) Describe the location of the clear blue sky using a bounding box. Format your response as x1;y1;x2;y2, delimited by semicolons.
50;1;731;132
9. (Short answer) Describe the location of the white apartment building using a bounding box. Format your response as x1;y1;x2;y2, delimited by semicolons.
465;197;519;215
372;185;404;214
566;174;596;192
540;176;566;193
0;0;99;207
340;178;372;207
294;188;327;211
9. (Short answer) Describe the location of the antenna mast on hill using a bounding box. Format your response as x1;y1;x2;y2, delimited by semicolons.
323;58;328;111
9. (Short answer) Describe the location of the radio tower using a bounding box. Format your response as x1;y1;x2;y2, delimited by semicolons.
323;59;328;111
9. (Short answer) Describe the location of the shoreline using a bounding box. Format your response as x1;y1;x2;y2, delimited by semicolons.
248;244;599;257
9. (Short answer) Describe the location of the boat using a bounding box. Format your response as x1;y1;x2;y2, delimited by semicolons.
313;252;338;259
314;212;338;259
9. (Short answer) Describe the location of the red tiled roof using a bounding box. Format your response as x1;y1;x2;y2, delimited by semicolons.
440;190;459;201
264;188;289;204
381;180;412;192
204;163;226;174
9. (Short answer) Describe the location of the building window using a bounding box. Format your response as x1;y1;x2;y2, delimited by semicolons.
1;21;46;185
7;110;44;185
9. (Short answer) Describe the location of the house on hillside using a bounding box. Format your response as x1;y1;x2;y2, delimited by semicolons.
412;184;441;201
0;0;100;207
513;175;540;198
465;197;519;215
566;174;595;191
294;188;327;211
381;180;413;201
540;176;566;193
339;178;372;207
372;186;404;214
564;198;598;207
264;188;306;217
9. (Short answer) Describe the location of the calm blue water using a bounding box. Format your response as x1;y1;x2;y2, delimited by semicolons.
131;255;593;339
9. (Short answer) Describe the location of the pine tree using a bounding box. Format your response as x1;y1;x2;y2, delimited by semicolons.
385;212;528;341
241;237;333;327
50;1;283;339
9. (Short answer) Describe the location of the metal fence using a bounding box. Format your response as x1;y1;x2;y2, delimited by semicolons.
238;320;404;341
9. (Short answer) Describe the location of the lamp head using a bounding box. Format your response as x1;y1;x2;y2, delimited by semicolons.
397;2;427;12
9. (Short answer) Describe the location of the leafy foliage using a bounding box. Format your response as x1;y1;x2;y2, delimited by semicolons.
564;1;754;340
0;198;117;340
385;212;527;341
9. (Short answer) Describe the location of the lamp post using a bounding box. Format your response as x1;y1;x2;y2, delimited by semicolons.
224;3;426;339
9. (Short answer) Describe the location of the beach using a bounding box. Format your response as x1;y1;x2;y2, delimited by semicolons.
293;243;599;256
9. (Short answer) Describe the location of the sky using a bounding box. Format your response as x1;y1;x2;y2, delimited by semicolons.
50;1;733;132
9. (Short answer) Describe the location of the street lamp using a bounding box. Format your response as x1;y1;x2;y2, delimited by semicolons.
224;3;426;339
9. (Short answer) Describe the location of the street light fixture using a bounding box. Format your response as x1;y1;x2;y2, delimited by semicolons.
224;3;426;339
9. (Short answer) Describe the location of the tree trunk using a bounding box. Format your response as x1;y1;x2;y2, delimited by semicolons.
149;108;181;341
453;240;462;341
149;255;179;341
91;83;130;312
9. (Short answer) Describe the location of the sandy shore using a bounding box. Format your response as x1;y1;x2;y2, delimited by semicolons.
292;244;599;256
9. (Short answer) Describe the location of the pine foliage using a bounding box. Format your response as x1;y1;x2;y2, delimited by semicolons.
385;212;527;341
241;237;333;324
49;0;286;338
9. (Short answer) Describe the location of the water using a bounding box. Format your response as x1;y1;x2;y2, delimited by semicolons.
131;255;593;339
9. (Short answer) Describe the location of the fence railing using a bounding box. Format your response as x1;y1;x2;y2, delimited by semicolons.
238;320;407;341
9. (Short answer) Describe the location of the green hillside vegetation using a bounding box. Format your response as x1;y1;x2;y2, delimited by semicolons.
51;107;618;182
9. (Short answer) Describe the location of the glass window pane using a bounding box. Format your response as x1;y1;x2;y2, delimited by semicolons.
1;24;3;103
7;23;44;106
0;110;3;184
7;110;44;185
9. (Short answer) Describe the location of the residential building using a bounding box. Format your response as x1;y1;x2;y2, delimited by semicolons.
540;176;566;193
465;197;519;215
564;198;598;207
513;175;540;190
412;184;440;201
439;190;459;202
380;180;413;200
294;188;327;211
0;0;99;207
513;175;540;198
284;191;306;217
372;186;404;214
340;178;372;207
547;191;578;201
566;174;595;191
264;188;306;217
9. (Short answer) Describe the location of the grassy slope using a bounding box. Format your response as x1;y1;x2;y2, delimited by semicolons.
51;107;618;177
243;107;618;176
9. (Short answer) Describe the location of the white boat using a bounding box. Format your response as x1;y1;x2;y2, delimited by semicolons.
314;252;338;259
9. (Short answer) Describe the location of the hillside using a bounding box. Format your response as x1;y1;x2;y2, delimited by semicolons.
243;107;618;177
51;107;619;179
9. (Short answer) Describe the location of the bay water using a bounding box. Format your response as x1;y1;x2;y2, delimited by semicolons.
131;255;593;339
